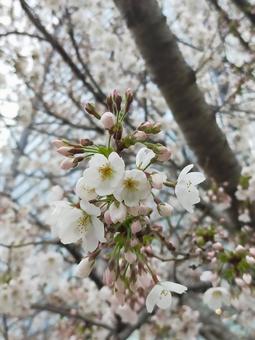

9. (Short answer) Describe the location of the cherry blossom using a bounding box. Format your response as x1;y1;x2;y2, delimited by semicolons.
175;164;205;213
203;287;231;310
146;281;187;313
114;169;151;207
51;200;105;253
83;152;125;196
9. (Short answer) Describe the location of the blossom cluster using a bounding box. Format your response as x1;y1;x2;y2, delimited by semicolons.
50;89;205;314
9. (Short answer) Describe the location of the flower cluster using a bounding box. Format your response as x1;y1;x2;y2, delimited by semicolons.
50;89;205;313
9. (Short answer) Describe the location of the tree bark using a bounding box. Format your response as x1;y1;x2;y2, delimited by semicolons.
113;0;241;197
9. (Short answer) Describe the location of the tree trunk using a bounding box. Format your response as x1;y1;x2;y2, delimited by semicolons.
113;0;241;197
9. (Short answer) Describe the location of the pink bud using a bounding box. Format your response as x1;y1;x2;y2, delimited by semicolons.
75;258;93;278
104;210;113;225
249;248;255;257
157;146;171;162
235;245;245;253
124;251;137;264
235;278;244;287
158;203;173;217
212;242;223;251
103;268;115;286
138;205;151;216
131;220;142;234
57;146;71;156
246;255;255;265
60;158;75;170
52;139;65;148
133;130;147;141
100;112;116;129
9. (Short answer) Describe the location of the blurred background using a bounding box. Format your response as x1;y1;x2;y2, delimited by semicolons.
0;0;254;339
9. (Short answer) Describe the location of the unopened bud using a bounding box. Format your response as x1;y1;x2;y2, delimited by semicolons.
246;255;255;265
158;203;173;217
125;251;137;264
124;88;134;113
104;210;113;225
84;103;101;119
133;130;147;141
157;146;171;162
60;158;75;170
112;89;122;111
100;112;116;129
131;220;142;234
52;139;65;148
80;138;93;146
75;258;94;278
57;146;72;156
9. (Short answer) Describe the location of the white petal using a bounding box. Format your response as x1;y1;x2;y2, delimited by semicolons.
91;216;105;242
89;153;107;168
83;168;101;187
75;177;97;201
146;284;162;313
156;292;172;310
160;281;187;294
75;258;93;278
136;147;155;170
186;172;205;185
178;164;194;182
80;200;101;216
83;229;99;253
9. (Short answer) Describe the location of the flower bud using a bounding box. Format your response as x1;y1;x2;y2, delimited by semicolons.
104;211;113;225
133;130;147;141
52;139;65;148
157;146;171;162
124;88;134;113
100;112;116;129
75;258;94;278
246;255;255;265
235;278;244;287
131;220;142;234
84;103;101;119
80;138;93;146
212;242;223;251
57;146;72;156
243;273;252;285
158;203;173;217
235;245;245;253
151;172;167;189
249;248;255;257
103;268;115;286
125;251;137;264
60;158;76;170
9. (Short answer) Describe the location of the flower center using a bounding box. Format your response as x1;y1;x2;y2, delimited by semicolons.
123;177;139;191
99;164;113;180
160;289;171;297
77;214;91;234
212;291;222;299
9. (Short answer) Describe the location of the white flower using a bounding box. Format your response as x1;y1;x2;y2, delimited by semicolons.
175;164;205;213
146;281;187;313
203;287;231;310
75;177;97;201
83;152;125;196
75;258;94;278
52;200;105;253
109;202;127;223
136;147;155;170
114;169;150;207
